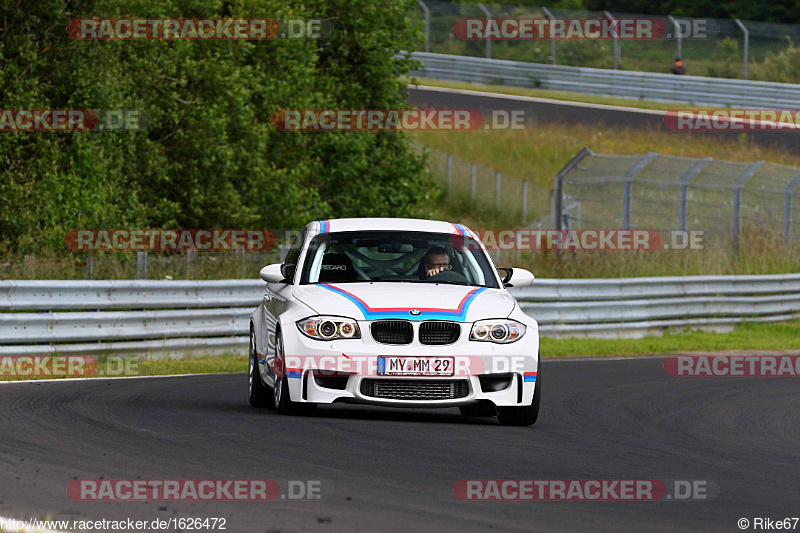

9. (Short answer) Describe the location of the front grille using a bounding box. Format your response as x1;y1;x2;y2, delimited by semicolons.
360;379;469;400
419;321;460;345
371;320;413;344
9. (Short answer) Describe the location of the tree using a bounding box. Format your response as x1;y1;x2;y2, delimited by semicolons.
0;0;434;255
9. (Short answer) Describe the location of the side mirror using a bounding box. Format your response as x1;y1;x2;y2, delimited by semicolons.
498;267;534;288
260;263;288;283
280;263;296;280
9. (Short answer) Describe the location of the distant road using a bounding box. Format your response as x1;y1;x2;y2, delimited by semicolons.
407;85;800;153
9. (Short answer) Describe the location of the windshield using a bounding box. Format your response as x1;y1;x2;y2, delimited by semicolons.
299;230;500;289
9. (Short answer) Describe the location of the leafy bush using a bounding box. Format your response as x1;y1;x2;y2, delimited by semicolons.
751;40;800;83
0;0;434;255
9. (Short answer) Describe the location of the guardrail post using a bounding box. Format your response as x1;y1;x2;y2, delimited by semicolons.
477;3;491;59
418;1;430;53
522;180;529;224
471;163;477;202
495;171;502;210
541;7;556;65
732;160;765;250
136;251;148;279
622;153;658;230
605;11;619;69
668;16;682;60
734;19;749;79
678;157;712;232
783;176;800;247
446;153;452;196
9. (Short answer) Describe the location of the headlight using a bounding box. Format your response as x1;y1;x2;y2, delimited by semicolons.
469;319;525;344
297;316;361;340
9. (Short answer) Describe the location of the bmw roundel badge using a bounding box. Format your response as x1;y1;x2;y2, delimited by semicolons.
410;309;421;316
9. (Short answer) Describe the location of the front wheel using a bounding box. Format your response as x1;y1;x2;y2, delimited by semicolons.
273;330;298;415
497;363;541;427
249;327;273;408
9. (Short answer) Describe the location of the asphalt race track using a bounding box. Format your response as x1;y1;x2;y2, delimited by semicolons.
1;357;798;532
407;86;800;153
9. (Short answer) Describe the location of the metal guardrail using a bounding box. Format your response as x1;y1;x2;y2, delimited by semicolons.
515;274;800;338
0;280;261;358
2;275;799;355
408;52;800;109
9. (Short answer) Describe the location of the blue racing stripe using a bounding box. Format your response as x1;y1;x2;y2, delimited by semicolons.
319;284;486;321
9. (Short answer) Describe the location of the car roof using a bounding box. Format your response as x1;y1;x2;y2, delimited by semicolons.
310;217;472;236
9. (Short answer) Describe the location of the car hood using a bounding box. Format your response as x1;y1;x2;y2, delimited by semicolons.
292;282;515;322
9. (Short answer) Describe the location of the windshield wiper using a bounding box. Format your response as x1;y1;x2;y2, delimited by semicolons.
411;279;472;286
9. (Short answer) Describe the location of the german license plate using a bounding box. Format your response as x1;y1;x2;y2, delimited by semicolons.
377;356;455;376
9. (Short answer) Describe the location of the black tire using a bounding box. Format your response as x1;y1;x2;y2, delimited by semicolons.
248;326;273;408
273;329;297;415
497;362;541;427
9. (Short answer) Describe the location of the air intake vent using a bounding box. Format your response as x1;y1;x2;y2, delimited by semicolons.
371;320;413;344
360;379;469;400
419;321;460;345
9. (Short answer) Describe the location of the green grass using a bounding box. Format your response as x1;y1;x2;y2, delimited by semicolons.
0;353;246;381
408;113;799;193
404;81;800;277
541;319;800;357
3;321;798;383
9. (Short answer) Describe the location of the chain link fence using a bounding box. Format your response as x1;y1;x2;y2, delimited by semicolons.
414;143;551;224
554;147;800;248
413;1;800;80
0;249;285;281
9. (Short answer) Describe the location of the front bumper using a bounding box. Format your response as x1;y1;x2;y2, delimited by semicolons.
270;320;539;408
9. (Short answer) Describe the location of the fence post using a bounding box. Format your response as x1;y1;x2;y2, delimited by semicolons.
732;160;765;250
418;1;430;53
734;19;749;79
447;153;453;196
522;180;529;224
553;147;593;234
471;163;477;202
668;16;682;59
783;176;800;247
604;11;619;69
477;3;491;59
541;7;556;65
496;171;502;210
136;251;148;279
86;252;94;279
622;153;658;230
238;248;246;278
678;157;712;232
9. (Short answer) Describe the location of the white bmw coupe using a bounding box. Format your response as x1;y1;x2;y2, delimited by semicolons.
249;218;541;426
